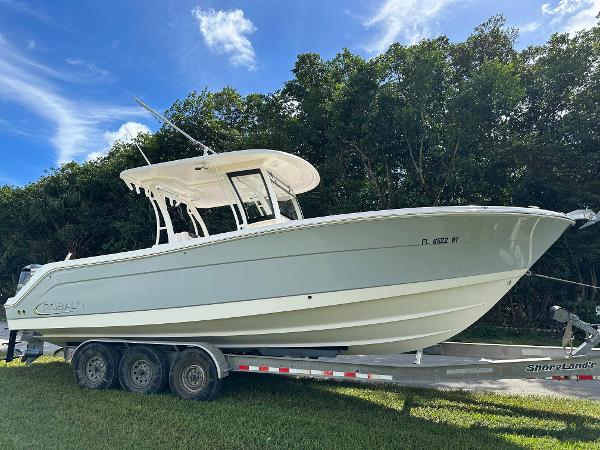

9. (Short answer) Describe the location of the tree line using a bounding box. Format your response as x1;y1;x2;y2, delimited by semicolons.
1;15;599;329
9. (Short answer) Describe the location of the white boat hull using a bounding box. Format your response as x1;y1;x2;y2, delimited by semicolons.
15;270;523;354
5;206;573;354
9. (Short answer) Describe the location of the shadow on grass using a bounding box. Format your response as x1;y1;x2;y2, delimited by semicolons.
223;373;600;447
388;386;599;444
1;359;598;449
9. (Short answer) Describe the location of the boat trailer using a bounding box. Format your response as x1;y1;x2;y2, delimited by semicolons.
3;305;600;400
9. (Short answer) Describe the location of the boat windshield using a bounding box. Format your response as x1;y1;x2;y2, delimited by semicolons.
228;170;275;224
269;172;301;220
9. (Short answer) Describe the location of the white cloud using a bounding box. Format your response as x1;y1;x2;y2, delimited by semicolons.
541;0;600;33
66;57;111;81
363;0;455;53
191;7;257;70
0;116;33;137
27;39;36;50
87;122;150;161
0;37;145;165
542;0;585;16
0;0;53;23
519;21;543;33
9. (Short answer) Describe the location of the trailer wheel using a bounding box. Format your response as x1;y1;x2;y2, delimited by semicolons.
169;348;221;401
72;342;119;390
118;345;168;395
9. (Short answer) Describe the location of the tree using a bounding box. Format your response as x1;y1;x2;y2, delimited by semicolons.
1;16;599;332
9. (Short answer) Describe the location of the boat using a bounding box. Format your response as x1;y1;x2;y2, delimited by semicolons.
2;148;586;355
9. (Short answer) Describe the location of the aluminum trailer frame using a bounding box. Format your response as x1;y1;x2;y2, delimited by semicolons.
4;338;600;401
225;342;600;384
4;305;600;400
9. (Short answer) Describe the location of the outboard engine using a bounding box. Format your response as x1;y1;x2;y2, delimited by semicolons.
15;264;42;294
4;264;43;363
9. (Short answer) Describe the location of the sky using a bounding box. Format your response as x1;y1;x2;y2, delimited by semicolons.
0;0;599;186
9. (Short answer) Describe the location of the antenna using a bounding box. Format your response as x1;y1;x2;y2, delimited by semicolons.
124;125;151;165
133;97;214;156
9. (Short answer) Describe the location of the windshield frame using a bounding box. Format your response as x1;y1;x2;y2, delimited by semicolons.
227;169;277;225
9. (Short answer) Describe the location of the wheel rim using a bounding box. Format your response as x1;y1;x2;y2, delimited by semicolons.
180;363;206;394
129;358;153;388
85;355;106;384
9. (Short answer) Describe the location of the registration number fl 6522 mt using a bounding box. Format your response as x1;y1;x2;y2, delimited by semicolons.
421;236;460;245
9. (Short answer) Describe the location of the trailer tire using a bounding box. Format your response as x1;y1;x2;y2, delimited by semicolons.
169;348;221;401
72;342;119;390
118;345;168;395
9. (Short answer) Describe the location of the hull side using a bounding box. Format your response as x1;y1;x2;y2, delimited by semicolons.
15;269;523;354
5;208;572;354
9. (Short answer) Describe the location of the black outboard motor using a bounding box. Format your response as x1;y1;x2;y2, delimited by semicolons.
15;264;42;294
4;264;42;363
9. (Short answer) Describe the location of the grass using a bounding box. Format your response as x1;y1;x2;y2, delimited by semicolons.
1;357;599;449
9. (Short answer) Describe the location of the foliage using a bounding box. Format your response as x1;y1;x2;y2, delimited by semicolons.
1;15;599;331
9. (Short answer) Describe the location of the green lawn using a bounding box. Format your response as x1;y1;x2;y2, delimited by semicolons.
1;356;599;449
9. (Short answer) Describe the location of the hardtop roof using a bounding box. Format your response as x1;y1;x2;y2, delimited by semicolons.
120;149;320;208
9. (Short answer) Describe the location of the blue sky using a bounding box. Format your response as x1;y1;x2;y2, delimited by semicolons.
0;0;599;186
